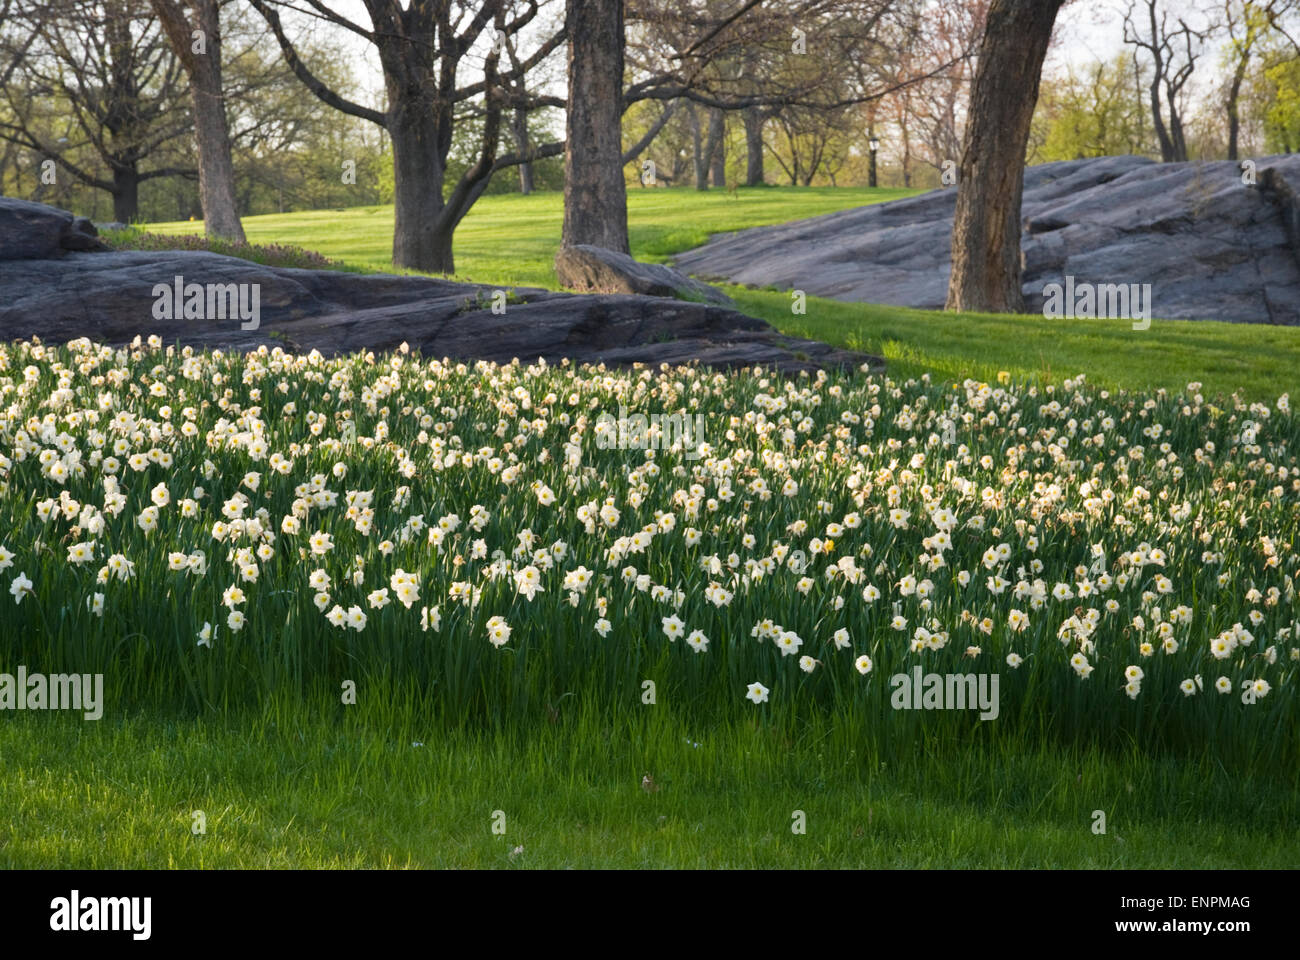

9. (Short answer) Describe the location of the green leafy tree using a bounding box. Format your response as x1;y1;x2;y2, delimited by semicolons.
1263;55;1300;150
1032;53;1155;162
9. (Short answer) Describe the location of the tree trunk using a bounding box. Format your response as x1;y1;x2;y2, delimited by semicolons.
426;228;456;275
1226;91;1242;161
690;104;708;190
743;107;764;185
1133;53;1146;149
112;165;139;223
513;106;534;194
1170;105;1187;162
1226;40;1250;162
150;0;245;241
707;108;726;186
390;100;451;272
0;141;17;196
1148;55;1174;158
189;0;244;240
561;0;629;253
901;115;912;188
945;0;1065;314
868;122;877;187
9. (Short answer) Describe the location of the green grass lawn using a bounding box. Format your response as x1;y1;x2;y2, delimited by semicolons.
144;186;919;288
138;185;1300;401
5;706;1296;869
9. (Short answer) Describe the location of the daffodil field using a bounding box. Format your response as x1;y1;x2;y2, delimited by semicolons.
1;336;1296;763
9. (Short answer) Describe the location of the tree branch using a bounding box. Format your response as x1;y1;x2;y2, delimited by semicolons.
246;0;387;126
621;99;678;163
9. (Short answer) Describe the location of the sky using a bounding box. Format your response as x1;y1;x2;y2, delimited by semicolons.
1049;0;1226;66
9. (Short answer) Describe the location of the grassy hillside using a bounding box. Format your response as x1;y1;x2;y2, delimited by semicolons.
144;186;916;287
140;186;1300;401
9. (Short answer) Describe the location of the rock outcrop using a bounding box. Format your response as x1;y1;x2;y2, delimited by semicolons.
555;243;734;305
0;198;882;376
0;196;106;259
673;155;1300;325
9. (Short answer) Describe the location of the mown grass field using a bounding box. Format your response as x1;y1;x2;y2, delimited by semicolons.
137;186;1300;401
2;188;1296;870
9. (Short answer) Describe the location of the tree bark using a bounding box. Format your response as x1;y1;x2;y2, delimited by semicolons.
561;0;629;252
706;107;726;186
900;112;912;188
1226;60;1246;161
512;106;534;194
743;107;764;186
868;122;877;188
1149;76;1174;161
111;164;139;224
945;0;1065;314
690;103;708;190
389;100;451;272
151;0;246;241
1169;101;1187;161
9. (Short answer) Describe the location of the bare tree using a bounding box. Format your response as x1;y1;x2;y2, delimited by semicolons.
768;98;852;185
0;0;40;193
890;0;987;180
627;1;907;166
0;0;38;88
584;0;946;244
0;0;194;222
1123;0;1207;163
1262;0;1300;49
247;0;566;273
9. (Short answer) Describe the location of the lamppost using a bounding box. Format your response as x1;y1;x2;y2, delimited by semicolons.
868;135;880;188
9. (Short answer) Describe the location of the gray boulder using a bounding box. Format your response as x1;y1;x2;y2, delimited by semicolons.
673;155;1300;325
0;198;881;377
1262;165;1300;265
0;197;106;259
556;243;734;305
